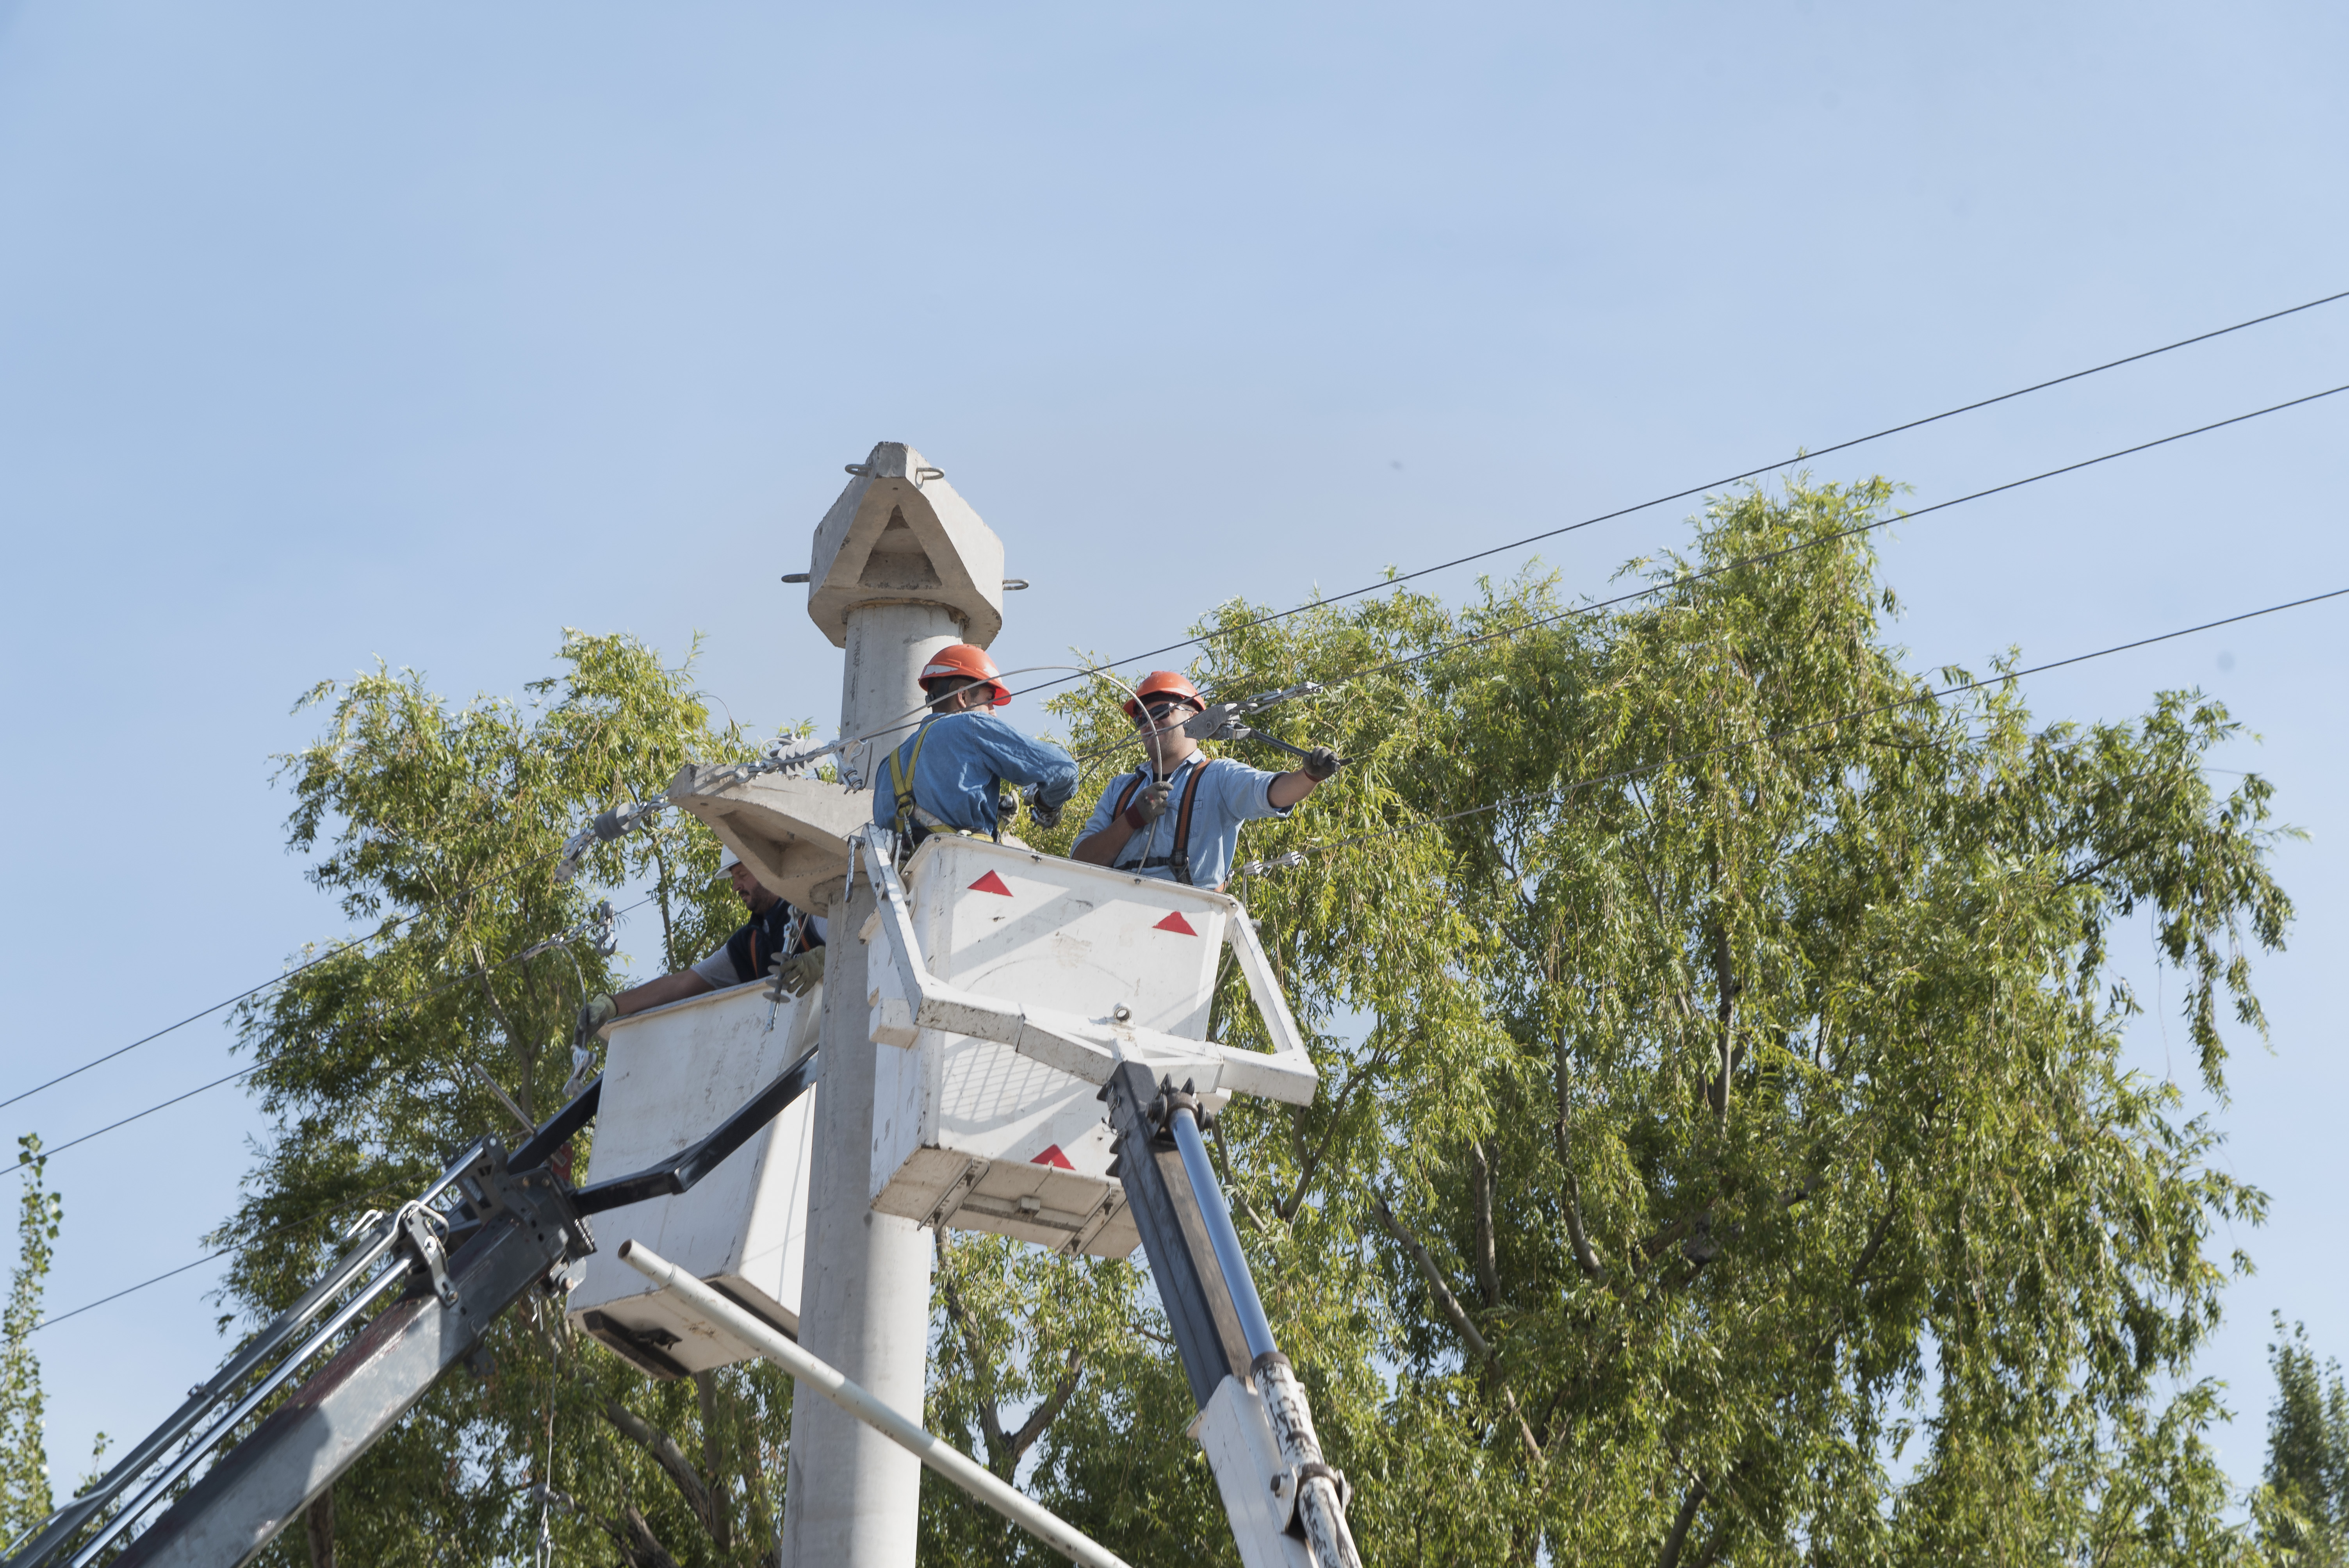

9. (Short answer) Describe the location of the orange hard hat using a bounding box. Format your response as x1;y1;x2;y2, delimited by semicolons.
1123;670;1205;718
919;643;1013;707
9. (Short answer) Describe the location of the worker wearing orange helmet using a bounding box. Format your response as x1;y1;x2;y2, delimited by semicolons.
871;643;1078;846
1072;670;1338;889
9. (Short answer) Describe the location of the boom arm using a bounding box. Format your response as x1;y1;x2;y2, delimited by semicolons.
5;1050;821;1568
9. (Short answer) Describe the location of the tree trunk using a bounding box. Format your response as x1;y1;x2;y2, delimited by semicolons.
1468;1141;1501;1308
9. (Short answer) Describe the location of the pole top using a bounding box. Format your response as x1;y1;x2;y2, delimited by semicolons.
798;442;1006;650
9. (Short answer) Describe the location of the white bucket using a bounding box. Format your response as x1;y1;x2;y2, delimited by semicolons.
567;980;820;1375
869;835;1239;1258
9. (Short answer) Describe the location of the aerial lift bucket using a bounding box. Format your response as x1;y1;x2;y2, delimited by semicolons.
863;832;1318;1252
565;979;822;1376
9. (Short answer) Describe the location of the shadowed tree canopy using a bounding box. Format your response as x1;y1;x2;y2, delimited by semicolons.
190;479;2291;1567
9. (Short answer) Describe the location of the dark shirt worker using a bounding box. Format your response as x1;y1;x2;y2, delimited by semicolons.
581;846;825;1030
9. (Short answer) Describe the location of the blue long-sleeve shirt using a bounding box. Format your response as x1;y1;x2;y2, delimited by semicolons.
871;711;1078;836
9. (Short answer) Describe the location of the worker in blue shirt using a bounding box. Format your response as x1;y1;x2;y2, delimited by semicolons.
873;643;1079;846
1073;671;1338;889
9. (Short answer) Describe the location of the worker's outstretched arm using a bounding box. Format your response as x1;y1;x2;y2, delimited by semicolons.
1267;747;1342;809
615;968;715;1017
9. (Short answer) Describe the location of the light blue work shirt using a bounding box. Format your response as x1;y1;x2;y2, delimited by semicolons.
1080;753;1293;890
871;711;1078;837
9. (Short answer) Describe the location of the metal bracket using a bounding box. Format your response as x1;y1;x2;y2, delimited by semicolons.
397;1204;459;1308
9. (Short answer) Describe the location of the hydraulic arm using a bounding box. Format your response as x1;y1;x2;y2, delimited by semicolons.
2;1053;816;1568
1101;1062;1363;1568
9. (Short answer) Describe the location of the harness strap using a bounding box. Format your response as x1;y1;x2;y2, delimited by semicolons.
1116;760;1210;885
889;714;1010;845
1169;762;1206;885
888;720;933;840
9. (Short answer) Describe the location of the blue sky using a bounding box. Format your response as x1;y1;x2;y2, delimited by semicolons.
2;0;2343;1500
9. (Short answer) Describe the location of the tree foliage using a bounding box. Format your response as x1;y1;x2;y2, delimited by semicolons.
204;479;2295;1566
219;631;794;1568
2255;1316;2349;1565
1;1137;61;1545
995;474;2288;1565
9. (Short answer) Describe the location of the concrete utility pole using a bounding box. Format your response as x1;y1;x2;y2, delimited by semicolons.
781;442;1005;1568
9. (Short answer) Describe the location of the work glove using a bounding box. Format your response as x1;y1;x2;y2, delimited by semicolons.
579;992;618;1036
1028;795;1064;830
767;948;825;1000
1301;746;1343;780
1123;780;1173;829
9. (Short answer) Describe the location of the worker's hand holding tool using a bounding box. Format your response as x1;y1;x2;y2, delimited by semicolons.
579;993;618;1035
1124;780;1173;829
1028;795;1064;830
768;948;826;1000
1302;747;1342;780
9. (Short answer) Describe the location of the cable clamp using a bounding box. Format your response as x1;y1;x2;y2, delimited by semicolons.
554;796;668;883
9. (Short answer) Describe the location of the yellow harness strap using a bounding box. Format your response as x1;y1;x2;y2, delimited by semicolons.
888;721;932;837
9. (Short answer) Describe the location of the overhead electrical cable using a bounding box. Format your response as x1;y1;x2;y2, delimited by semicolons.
40;590;2337;1325
25;293;2341;1110
1072;381;2349;776
1013;285;2349;705
31;1187;401;1335
31;895;653;1164
1239;586;2347;877
2;832;633;1113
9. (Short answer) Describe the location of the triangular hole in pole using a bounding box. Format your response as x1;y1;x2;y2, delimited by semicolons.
1153;911;1197;935
968;870;1013;896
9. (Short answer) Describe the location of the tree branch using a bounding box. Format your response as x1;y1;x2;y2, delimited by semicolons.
691;1370;734;1552
935;1234;1015;1475
600;1401;724;1545
1553;1030;1608;1279
1371;1192;1543;1466
467;942;539;1126
1002;1346;1084;1469
620;1504;684;1568
1657;1476;1707;1568
1469;1141;1501;1308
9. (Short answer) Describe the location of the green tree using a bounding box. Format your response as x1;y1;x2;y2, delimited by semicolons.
2255;1316;2349;1565
214;476;2294;1567
1;1136;62;1546
954;472;2288;1565
219;631;795;1567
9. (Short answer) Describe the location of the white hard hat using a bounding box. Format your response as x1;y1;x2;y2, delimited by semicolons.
717;844;743;875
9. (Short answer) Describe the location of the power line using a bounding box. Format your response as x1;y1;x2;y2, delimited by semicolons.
0;842;595;1117
1072;381;2349;777
1012;284;2349;705
1242;587;2346;875
25;292;2339;1117
29;896;653;1164
40;590;2331;1325
29;1187;400;1335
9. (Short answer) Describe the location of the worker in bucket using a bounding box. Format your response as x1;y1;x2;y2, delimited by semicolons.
874;642;1079;848
579;845;827;1030
1072;670;1338;889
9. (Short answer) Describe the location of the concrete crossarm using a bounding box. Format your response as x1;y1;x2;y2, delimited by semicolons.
668;763;871;916
857;832;1318;1108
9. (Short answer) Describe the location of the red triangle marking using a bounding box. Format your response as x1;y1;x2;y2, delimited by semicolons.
1031;1144;1074;1169
1153;911;1197;935
968;870;1013;896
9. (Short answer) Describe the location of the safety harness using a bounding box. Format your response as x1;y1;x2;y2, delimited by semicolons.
887;715;1007;849
723;898;821;986
1109;757;1210;885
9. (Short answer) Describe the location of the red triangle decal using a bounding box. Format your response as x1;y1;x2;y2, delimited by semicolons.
1031;1144;1074;1169
968;870;1013;896
1153;911;1197;935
